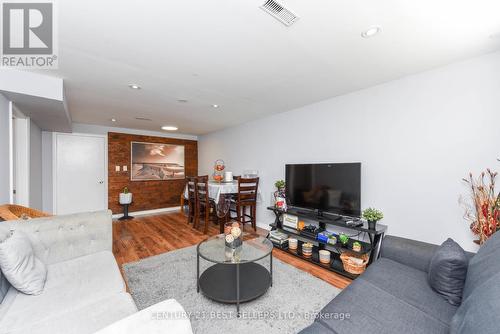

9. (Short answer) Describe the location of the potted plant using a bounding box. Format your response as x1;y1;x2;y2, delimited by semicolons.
275;180;285;193
339;233;349;246
274;180;287;210
119;186;133;205
352;241;362;252
362;208;384;230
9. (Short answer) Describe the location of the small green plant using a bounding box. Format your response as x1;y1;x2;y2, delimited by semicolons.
122;186;129;194
362;208;384;222
275;180;285;189
339;233;349;245
353;241;361;247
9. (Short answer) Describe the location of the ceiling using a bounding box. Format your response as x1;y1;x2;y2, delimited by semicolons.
35;0;500;135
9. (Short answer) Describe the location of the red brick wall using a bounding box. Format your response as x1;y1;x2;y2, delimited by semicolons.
108;132;197;213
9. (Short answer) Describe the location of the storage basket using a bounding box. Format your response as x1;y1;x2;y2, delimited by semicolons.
340;251;369;275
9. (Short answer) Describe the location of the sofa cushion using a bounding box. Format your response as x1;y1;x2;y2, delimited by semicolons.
0;227;11;303
95;299;192;334
0;231;47;295
428;238;468;306
298;320;338;334
462;232;500;300
5;293;137;334
0;251;126;332
361;258;458;324
450;271;500;334
0;271;9;304
314;276;450;334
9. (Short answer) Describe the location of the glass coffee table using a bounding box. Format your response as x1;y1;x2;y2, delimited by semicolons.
196;234;273;316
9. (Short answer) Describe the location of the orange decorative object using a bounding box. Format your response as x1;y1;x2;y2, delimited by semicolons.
297;221;305;230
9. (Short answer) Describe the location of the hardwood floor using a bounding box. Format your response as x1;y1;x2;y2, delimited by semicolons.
112;211;351;289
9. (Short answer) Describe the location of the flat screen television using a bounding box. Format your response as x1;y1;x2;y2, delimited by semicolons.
285;163;361;217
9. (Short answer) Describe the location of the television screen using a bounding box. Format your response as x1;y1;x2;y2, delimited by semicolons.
285;163;361;217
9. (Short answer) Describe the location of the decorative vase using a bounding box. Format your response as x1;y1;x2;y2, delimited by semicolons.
368;220;377;230
119;193;132;205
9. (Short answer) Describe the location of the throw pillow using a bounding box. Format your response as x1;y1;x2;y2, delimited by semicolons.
0;230;47;295
428;238;468;305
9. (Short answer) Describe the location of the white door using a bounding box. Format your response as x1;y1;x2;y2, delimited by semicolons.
13;117;30;207
54;133;107;215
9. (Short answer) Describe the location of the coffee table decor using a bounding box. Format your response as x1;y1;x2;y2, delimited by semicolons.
197;234;273;316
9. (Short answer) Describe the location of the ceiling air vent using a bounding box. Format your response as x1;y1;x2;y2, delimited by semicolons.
135;117;153;121
260;0;299;27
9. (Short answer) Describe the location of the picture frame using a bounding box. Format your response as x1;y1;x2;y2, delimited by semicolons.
130;141;185;181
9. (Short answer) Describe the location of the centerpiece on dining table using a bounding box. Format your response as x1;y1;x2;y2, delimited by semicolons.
213;159;225;183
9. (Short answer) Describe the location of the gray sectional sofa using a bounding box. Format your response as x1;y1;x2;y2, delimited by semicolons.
300;233;500;334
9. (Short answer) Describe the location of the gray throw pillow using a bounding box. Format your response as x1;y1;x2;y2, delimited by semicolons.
0;230;47;295
428;238;468;305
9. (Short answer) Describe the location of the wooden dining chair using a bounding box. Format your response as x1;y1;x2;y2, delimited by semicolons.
230;177;259;231
195;175;217;234
185;176;197;225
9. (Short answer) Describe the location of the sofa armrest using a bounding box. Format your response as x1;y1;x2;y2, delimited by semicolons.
380;235;439;273
94;299;193;334
2;210;113;265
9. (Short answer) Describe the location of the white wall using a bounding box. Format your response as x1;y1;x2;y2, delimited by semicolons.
29;119;43;210
199;51;500;252
0;94;12;204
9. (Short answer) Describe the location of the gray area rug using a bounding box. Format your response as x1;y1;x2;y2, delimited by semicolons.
123;245;341;334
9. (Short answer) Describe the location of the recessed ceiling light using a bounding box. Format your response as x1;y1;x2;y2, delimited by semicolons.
161;125;178;131
361;26;382;38
212;104;219;108
110;118;116;122
128;83;141;90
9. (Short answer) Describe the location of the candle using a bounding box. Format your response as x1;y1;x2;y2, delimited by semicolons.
224;171;233;182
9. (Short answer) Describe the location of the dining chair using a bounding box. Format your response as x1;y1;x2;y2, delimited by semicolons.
195;175;217;234
230;177;259;231
185;176;197;225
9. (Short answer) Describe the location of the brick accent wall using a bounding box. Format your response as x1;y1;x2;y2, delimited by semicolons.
108;132;197;214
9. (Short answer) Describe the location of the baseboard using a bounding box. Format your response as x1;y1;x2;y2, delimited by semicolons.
112;206;181;219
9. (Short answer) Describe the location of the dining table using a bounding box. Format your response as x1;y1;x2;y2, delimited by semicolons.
183;180;263;232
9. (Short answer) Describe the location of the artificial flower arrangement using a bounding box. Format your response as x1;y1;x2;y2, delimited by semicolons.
461;169;500;245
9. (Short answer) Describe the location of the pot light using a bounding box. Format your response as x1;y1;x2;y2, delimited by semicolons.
361;26;382;38
161;125;178;131
110;118;116;122
212;104;219;108
128;83;141;90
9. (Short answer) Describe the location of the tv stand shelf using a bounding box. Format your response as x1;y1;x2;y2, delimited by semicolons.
267;206;387;280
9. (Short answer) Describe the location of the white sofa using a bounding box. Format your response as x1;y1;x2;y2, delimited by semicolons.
0;210;192;334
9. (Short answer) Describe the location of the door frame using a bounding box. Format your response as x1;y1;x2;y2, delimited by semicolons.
52;132;108;215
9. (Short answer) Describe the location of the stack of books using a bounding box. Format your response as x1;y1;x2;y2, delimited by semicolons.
268;230;289;248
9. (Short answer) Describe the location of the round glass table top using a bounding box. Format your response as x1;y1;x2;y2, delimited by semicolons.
197;234;273;264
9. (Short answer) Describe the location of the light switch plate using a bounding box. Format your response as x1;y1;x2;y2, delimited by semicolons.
115;166;120;172
123;166;128;172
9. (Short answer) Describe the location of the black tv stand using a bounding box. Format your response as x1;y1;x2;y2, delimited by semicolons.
267;206;387;280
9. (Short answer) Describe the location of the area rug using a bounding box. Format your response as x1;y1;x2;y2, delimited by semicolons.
123;245;341;334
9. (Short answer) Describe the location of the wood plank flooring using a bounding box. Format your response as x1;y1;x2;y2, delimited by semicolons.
112;211;351;289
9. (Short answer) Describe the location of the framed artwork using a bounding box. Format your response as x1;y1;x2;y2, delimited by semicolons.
130;142;185;181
